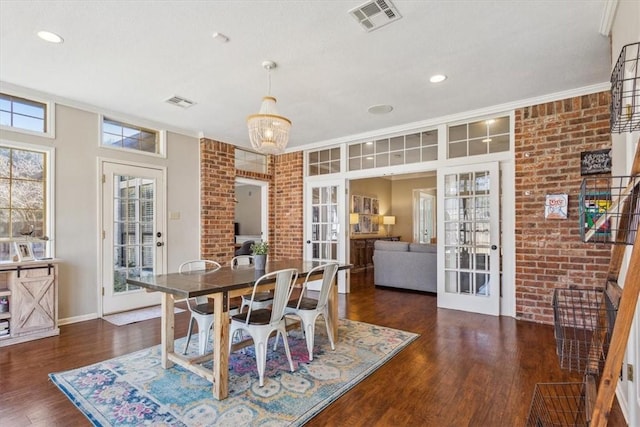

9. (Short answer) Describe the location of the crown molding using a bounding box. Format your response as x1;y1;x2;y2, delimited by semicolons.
295;82;611;152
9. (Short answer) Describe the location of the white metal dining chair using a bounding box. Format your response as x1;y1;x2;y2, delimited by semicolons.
232;255;274;313
278;263;339;361
178;260;224;355
229;268;298;386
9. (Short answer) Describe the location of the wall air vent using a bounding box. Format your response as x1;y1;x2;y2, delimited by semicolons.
165;95;196;109
349;0;402;32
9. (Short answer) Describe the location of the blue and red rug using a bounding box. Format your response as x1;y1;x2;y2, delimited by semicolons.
50;318;418;426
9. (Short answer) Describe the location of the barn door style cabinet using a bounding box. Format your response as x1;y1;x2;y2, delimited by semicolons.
0;260;59;347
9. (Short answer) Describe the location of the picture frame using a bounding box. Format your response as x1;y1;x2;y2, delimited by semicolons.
14;241;34;262
545;194;568;219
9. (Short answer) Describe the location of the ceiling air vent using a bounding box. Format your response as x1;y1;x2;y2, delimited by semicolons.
349;0;402;32
165;95;196;109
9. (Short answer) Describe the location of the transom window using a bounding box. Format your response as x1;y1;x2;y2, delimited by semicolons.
348;129;438;171
448;116;510;158
0;145;48;261
102;118;160;154
235;148;268;174
0;93;47;134
308;147;341;176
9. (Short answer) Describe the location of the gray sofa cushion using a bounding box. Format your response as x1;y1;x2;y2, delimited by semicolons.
409;243;437;253
374;240;408;252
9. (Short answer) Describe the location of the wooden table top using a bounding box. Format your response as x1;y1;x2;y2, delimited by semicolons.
127;259;351;299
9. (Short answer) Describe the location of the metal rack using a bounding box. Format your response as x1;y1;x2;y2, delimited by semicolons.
611;42;639;133
553;288;617;376
579;176;640;244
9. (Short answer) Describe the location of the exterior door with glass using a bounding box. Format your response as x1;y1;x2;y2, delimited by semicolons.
437;162;500;316
304;179;347;293
101;161;165;314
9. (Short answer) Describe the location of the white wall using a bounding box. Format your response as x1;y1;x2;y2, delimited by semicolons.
0;102;200;321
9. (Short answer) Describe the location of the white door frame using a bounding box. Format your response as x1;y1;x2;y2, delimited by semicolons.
98;158;167;316
235;177;269;242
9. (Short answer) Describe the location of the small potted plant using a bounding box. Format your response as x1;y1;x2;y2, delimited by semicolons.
250;241;269;270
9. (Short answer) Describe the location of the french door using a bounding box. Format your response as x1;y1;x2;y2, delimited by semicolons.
304;179;347;293
101;161;165;314
437;162;500;316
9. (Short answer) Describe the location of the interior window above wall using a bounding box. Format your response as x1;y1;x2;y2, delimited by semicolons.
0;93;49;135
308;147;340;176
448;116;510;159
235;148;267;174
101;117;163;156
348;129;437;171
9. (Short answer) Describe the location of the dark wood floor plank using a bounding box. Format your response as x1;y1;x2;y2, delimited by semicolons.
0;270;627;426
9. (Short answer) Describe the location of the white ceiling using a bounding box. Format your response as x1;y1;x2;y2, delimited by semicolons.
0;0;612;152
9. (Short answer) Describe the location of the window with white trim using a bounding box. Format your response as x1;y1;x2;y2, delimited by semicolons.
102;117;160;154
0;144;50;261
0;93;48;134
348;129;438;171
447;116;510;158
308;147;341;176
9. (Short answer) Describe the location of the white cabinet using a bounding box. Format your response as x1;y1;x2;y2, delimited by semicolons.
0;260;59;347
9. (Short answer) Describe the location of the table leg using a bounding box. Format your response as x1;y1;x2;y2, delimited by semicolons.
328;278;339;343
161;293;175;369
212;292;229;400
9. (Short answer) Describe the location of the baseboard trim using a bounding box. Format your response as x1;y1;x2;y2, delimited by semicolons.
58;313;98;326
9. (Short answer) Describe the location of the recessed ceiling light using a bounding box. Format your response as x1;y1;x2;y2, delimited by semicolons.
429;74;447;83
37;31;63;44
368;104;393;114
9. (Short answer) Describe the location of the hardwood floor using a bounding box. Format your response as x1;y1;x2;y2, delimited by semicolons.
0;270;627;426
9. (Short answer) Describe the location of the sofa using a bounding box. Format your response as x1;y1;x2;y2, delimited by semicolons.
372;240;437;293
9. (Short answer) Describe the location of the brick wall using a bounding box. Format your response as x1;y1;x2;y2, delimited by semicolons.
200;139;236;262
273;152;304;260
200;139;303;263
514;91;612;323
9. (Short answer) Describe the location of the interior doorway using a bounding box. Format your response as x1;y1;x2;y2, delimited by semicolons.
413;189;436;243
234;177;268;244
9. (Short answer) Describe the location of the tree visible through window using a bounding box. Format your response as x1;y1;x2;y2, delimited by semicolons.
0;146;47;261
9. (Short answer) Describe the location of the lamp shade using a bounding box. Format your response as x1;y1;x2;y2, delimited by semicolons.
383;215;396;225
350;213;360;224
247;96;291;155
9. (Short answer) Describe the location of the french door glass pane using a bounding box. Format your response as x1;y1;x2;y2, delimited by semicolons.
310;184;339;262
112;175;154;294
444;171;493;297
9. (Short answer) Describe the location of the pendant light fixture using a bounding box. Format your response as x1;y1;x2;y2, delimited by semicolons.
247;60;291;155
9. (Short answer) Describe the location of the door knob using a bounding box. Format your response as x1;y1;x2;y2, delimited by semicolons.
156;242;164;247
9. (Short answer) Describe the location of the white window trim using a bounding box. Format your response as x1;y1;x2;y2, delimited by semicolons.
0;139;56;258
0;90;56;139
98;114;167;159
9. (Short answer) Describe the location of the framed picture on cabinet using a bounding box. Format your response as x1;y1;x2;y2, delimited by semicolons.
14;241;34;262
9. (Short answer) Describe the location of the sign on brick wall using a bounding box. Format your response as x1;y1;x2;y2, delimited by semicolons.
581;149;612;176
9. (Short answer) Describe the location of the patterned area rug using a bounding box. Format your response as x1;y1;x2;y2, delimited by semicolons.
103;305;185;326
50;319;418;426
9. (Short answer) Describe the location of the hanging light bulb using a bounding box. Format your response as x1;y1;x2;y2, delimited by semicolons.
247;61;291;155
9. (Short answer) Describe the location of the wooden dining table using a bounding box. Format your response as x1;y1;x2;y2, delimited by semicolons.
126;259;350;400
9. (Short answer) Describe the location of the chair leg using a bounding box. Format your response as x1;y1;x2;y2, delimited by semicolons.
322;312;335;351
279;324;295;372
303;317;317;361
254;336;268;387
183;317;196;355
197;315;214;355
